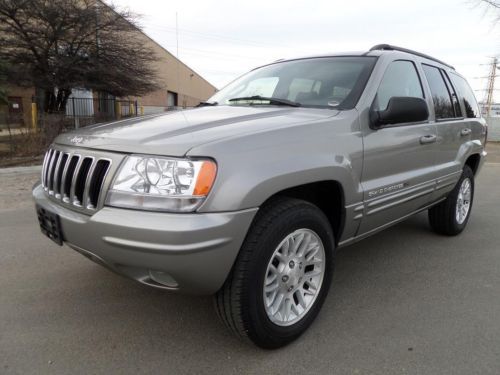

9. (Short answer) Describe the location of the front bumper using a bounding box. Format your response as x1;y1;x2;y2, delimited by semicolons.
33;184;257;294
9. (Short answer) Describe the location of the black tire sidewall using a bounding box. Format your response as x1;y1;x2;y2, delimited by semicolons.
242;202;335;348
450;166;475;232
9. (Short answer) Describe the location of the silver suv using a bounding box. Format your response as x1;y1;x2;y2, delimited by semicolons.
33;44;487;348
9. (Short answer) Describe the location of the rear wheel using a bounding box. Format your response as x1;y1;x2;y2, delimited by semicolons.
214;197;334;349
428;165;474;236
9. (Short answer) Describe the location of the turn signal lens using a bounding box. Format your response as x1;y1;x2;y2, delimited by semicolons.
193;161;217;196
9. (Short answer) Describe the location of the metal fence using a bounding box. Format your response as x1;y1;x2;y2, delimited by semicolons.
0;96;178;132
486;117;500;141
64;97;139;128
0;96;174;161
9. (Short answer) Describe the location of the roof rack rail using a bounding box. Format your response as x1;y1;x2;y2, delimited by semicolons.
369;44;454;70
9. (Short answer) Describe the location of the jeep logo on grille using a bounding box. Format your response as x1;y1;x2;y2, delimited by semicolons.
70;136;83;144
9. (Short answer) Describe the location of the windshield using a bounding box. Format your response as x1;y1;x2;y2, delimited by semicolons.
209;56;377;109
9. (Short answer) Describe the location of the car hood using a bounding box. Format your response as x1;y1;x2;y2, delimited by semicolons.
55;106;339;156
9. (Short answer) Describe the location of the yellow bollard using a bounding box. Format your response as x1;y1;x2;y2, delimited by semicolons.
140;106;144;116
31;102;38;130
115;101;121;120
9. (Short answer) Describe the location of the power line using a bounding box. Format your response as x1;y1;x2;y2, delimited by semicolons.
145;24;305;50
162;44;266;61
147;24;500;69
473;75;500;79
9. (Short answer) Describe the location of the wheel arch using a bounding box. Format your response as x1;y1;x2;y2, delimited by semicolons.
464;153;481;175
261;180;345;245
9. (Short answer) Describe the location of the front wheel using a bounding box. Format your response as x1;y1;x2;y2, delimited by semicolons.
428;165;474;236
214;197;334;349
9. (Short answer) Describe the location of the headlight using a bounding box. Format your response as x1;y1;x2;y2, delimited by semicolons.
106;155;217;212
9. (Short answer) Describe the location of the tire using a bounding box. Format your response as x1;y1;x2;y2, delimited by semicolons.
428;165;474;236
214;197;335;349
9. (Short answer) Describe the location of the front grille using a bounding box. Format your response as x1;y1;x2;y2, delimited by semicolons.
42;147;112;212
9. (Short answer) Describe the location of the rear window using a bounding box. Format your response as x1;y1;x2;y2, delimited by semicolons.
449;73;481;118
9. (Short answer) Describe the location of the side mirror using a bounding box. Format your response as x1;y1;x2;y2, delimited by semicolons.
370;97;429;128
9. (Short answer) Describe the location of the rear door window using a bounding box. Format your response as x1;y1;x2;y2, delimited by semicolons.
422;65;459;120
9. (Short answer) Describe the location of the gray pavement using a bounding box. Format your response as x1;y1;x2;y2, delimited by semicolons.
486;141;500;163
1;165;500;374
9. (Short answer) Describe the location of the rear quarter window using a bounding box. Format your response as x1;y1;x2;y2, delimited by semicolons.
449;73;481;118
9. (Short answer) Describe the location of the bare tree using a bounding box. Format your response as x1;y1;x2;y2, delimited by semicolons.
477;0;500;21
480;0;500;8
0;0;159;113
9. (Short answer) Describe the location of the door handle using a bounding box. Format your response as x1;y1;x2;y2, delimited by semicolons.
420;134;437;144
461;128;471;136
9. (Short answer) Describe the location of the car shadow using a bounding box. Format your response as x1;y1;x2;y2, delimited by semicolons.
69;211;435;349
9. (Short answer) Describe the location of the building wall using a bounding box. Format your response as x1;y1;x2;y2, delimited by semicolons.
125;31;217;109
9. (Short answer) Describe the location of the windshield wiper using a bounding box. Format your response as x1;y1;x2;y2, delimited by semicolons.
196;101;218;107
228;96;301;107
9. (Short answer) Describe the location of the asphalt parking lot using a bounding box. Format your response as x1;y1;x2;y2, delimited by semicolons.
1;161;499;374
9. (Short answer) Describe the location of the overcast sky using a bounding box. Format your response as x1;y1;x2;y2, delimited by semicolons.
110;0;500;101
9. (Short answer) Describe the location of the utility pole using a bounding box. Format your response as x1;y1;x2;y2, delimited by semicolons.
176;12;179;59
176;12;180;107
483;57;498;118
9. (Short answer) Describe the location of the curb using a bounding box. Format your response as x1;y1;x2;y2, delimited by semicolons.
0;165;42;175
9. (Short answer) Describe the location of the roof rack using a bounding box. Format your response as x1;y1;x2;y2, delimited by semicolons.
369;44;455;70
